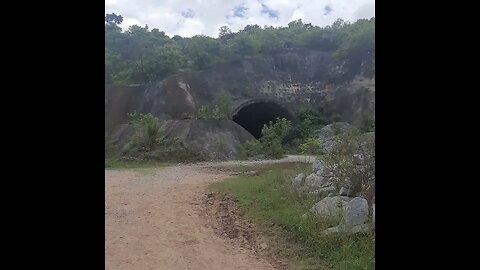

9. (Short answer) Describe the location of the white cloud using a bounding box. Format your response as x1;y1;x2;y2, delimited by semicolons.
105;0;375;37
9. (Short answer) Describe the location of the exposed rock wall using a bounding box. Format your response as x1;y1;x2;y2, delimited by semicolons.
105;48;375;141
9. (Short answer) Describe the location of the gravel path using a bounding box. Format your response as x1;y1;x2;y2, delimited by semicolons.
105;155;313;270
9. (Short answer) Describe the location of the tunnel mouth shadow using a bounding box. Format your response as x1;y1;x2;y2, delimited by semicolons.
232;101;292;139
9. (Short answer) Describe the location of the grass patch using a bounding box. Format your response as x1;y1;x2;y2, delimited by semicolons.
105;158;172;170
210;163;375;269
210;162;312;174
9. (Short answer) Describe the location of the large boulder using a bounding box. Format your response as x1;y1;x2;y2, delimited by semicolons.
112;119;255;161
314;122;354;139
310;185;337;198
344;197;369;228
313;122;354;153
303;172;339;198
304;173;330;189
322;197;372;235
309;196;351;223
292;159;344;198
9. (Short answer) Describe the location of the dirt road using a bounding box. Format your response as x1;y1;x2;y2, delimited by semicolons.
105;156;313;270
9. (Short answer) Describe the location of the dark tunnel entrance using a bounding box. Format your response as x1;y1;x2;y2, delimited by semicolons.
232;101;292;139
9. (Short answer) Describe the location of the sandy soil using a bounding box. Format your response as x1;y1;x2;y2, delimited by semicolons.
105;156;312;270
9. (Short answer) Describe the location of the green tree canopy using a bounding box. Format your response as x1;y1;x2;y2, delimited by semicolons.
105;15;375;84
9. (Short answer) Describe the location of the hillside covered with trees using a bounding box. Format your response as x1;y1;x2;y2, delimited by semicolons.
105;13;374;85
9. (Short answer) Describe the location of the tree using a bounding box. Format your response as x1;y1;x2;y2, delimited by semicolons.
335;19;375;76
241;24;261;33
219;26;232;38
260;118;292;158
299;137;322;162
183;35;222;69
105;13;123;25
219;25;237;43
105;13;374;85
142;43;185;82
196;92;232;120
105;13;123;33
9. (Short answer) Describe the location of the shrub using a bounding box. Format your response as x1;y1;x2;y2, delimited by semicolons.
294;106;328;139
127;112;165;152
237;118;292;159
298;137;322;156
197;106;211;119
196;92;232;120
259;117;292;158
359;113;375;132
123;112;206;162
320;130;375;201
237;139;263;159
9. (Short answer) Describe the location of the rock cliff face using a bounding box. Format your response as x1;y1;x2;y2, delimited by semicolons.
105;48;374;143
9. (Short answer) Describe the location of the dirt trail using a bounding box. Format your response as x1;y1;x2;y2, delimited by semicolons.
105;156;313;270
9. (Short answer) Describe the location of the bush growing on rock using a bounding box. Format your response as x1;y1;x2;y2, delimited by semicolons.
320;130;375;202
196;106;211;120
196;92;232;120
127;112;165;151
123;112;206;162
291;126;375;234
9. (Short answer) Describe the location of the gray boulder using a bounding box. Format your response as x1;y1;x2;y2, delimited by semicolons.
321;197;372;235
292;173;305;188
344;197;369;228
310;185;337;198
303;172;339;198
312;159;325;172
309;196;351;223
313;122;355;154
314;122;354;139
304;173;330;189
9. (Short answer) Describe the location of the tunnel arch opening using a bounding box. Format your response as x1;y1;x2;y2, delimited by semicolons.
232;101;292;139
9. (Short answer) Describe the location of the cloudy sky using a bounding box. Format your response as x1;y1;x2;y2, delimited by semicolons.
105;0;375;38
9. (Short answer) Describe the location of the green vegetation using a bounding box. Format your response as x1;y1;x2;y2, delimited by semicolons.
358;114;375;133
211;163;375;269
105;159;171;170
238;117;292;159
296;106;329;139
285;106;330;153
126;112;165;152
320;130;375;201
196;92;233;120
299;137;323;161
105;112;206;167
105;14;375;84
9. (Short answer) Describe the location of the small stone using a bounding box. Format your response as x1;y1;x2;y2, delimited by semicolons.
292;173;305;188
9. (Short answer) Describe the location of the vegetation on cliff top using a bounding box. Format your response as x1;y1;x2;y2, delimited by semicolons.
105;14;374;84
